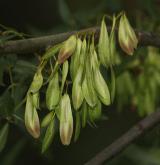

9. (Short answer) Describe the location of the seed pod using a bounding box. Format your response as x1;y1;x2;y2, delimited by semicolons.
70;38;82;80
0;123;9;152
118;13;138;55
74;111;81;142
46;71;60;110
58;35;77;64
41;111;54;128
109;15;117;64
88;100;102;122
81;101;88;128
60;94;73;145
32;92;39;109
61;60;69;93
30;70;43;93
42;117;55;153
25;94;40;138
98;16;110;67
93;67;111;105
79;38;87;67
72;66;84;110
82;56;98;107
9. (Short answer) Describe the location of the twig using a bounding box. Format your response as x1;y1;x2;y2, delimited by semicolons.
0;26;160;54
85;109;160;165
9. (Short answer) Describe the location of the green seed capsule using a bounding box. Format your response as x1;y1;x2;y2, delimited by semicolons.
98;16;110;67
25;94;40;138
88;100;102;123
74;111;81;142
46;71;60;110
118;13;138;55
60;94;73;145
70;38;82;80
81;101;88;128
61;60;69;94
58;35;77;64
72;66;84;110
41;111;54;128
29;70;43;93
42;117;55;153
93;67;111;105
32;92;39;109
82;56;98;107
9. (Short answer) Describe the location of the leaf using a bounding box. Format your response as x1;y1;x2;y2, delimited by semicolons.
58;0;74;26
42;118;55;153
0;123;9;152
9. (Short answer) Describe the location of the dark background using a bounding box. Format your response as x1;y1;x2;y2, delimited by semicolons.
0;0;160;165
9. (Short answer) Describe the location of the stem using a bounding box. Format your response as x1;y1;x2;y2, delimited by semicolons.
85;109;160;165
1;27;160;54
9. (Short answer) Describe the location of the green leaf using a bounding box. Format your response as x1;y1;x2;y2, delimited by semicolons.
0;123;9;152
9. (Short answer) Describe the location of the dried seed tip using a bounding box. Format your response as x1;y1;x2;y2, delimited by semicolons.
60;94;73;145
46;71;60;110
58;35;77;64
29;70;43;93
25;94;40;138
118;13;138;55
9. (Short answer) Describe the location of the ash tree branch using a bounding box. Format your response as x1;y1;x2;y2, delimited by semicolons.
0;26;160;54
85;109;160;165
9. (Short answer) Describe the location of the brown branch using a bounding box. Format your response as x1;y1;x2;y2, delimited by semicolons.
85;109;160;165
0;26;160;54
